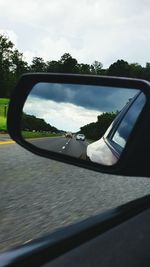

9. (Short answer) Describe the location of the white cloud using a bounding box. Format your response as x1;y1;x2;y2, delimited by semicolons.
0;0;150;66
0;29;18;47
23;97;100;132
23;50;37;64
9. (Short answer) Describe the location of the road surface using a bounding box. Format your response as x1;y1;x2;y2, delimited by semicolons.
0;134;150;252
28;136;88;159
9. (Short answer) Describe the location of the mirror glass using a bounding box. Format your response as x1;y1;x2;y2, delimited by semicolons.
21;83;146;166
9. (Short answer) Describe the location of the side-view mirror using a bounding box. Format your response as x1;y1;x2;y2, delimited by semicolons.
7;73;150;177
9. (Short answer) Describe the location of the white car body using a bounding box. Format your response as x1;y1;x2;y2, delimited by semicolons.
86;137;118;166
76;134;85;141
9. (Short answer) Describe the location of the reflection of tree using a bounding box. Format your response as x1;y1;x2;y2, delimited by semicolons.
21;113;60;133
80;112;117;140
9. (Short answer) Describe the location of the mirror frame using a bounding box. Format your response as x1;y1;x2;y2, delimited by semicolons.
7;73;150;177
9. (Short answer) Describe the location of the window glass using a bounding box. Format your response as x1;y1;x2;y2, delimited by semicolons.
112;93;146;149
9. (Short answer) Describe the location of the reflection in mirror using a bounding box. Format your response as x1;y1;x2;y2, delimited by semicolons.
21;83;146;166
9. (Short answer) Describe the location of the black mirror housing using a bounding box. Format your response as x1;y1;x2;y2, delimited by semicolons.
7;73;150;177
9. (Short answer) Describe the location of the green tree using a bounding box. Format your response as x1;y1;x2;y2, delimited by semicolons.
59;53;78;73
78;63;91;74
10;49;29;89
107;60;130;77
129;63;143;78
91;60;103;74
30;57;46;72
80;112;117;140
0;34;14;97
11;49;28;76
142;62;150;81
46;60;61;72
22;113;59;132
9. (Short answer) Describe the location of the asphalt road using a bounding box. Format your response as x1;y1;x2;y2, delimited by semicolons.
0;135;150;252
29;136;88;158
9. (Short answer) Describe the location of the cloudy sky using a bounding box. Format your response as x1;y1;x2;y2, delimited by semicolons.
23;83;138;132
0;0;150;67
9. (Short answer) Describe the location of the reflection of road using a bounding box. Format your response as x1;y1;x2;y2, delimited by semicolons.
29;136;88;159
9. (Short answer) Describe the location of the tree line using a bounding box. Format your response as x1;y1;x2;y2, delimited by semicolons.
0;33;150;98
80;112;117;141
22;111;117;140
22;113;60;133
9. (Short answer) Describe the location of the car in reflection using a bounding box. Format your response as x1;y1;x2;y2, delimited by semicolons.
87;91;145;165
65;132;73;138
76;133;85;141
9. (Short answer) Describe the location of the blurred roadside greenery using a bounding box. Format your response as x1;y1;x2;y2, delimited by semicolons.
0;98;9;132
22;131;62;139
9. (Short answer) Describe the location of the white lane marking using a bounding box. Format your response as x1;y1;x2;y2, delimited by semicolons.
59;138;71;152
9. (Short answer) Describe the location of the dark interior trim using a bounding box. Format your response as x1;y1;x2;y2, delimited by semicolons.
0;195;150;267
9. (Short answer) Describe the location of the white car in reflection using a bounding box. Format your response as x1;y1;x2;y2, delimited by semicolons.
76;134;85;141
87;92;145;166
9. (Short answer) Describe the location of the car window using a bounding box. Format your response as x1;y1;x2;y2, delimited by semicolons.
111;93;146;150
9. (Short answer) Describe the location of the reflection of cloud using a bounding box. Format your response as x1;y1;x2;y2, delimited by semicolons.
30;83;139;112
23;97;101;132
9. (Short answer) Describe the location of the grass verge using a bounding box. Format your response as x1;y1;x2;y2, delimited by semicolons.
0;116;7;132
0;98;9;132
22;131;62;139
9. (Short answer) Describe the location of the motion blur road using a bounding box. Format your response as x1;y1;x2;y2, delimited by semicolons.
0;134;150;252
29;136;88;159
